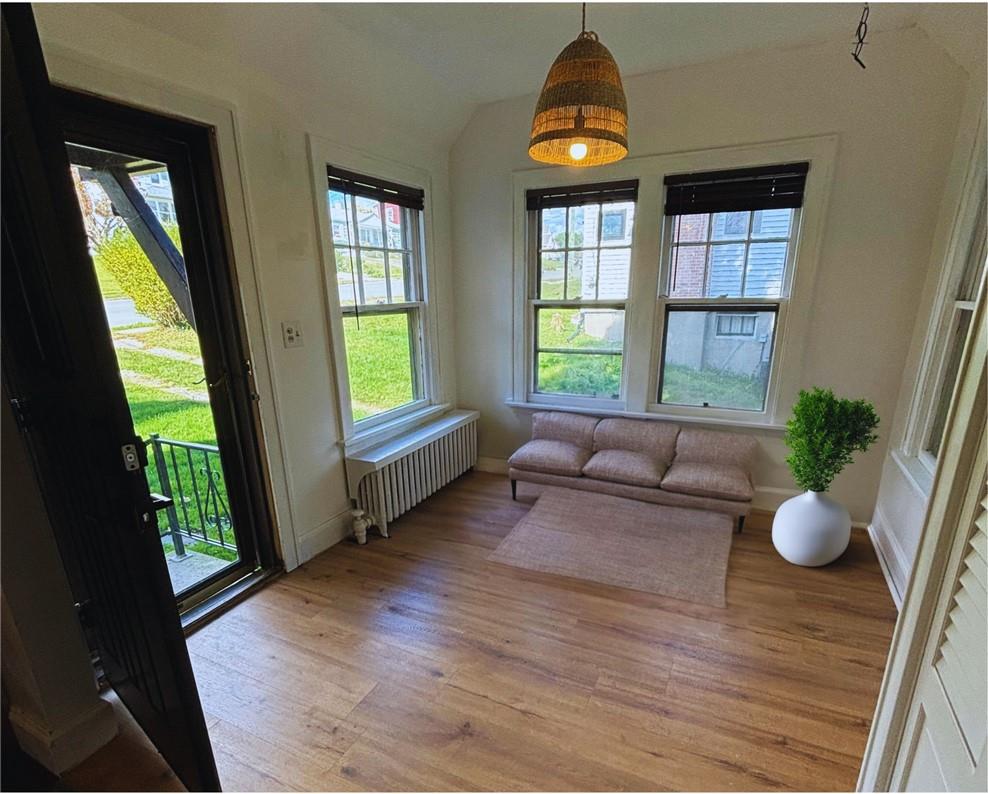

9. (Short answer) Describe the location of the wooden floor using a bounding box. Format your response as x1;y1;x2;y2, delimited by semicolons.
65;471;898;791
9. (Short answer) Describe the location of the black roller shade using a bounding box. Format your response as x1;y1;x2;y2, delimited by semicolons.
327;165;425;211
664;162;809;216
527;179;639;211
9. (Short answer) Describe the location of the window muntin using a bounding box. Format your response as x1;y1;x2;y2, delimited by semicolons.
327;179;426;424
659;307;777;411
530;187;636;401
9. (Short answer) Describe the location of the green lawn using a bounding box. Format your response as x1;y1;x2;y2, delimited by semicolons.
342;314;415;420
94;257;126;300
661;364;767;411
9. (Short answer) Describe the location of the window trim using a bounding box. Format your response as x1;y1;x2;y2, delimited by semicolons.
899;114;987;484
511;135;837;426
308;135;442;444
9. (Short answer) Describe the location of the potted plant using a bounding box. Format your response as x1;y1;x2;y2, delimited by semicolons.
773;387;879;566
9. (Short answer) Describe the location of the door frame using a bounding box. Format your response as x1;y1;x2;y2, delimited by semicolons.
858;276;986;789
54;87;280;613
40;46;302;573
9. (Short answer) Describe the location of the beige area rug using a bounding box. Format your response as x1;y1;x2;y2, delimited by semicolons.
489;486;734;607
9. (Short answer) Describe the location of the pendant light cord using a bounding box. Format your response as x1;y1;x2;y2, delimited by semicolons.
581;2;586;33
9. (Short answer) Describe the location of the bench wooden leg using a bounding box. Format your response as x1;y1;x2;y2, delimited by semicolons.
511;479;517;501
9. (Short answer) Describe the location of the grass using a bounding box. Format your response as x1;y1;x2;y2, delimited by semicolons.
94;257;126;300
162;537;239;563
124;326;203;358
661;364;767;410
123;383;218;445
342;314;414;420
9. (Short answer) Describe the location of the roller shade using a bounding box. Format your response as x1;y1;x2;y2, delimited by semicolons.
527;179;639;211
327;165;424;211
664;162;809;216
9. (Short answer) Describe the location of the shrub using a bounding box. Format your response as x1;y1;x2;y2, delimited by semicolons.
784;387;880;493
95;225;188;328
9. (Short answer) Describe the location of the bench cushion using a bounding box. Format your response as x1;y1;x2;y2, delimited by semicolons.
532;411;598;449
661;462;754;502
593;417;680;465
583;449;666;488
508;439;591;477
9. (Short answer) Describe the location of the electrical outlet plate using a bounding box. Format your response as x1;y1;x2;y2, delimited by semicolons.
282;321;304;348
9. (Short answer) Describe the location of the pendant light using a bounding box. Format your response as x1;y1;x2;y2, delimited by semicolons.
528;3;629;167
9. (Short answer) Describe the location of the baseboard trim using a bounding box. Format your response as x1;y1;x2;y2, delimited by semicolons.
295;508;353;565
476;456;509;474
867;506;908;609
9;698;117;775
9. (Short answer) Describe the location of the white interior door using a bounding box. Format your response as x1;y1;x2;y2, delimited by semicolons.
890;467;987;792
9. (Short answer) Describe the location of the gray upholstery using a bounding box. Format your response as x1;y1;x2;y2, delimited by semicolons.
531;411;599;449
509;412;756;518
661;462;754;502
583;449;666;488
674;427;758;469
593;417;679;465
508;439;591;477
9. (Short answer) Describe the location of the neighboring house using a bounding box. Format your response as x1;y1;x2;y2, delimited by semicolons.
328;190;402;248
131;170;176;223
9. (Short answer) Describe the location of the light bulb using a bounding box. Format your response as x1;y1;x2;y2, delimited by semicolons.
569;142;588;161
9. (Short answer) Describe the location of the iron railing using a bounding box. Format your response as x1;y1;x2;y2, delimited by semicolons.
146;434;236;559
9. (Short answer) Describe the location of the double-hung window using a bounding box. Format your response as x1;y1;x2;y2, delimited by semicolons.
526;180;638;401
657;163;808;413
326;166;428;426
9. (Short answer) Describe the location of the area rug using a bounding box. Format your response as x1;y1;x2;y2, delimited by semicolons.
489;486;734;607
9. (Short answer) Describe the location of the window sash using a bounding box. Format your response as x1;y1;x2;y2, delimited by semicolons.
656;303;780;412
340;304;427;429
529;200;632;401
332;194;420;309
664;208;799;300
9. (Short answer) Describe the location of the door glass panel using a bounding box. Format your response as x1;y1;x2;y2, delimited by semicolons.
68;146;244;598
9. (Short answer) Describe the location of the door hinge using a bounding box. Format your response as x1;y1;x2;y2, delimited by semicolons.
9;397;31;431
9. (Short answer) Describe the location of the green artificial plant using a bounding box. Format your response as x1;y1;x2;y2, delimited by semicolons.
784;387;880;493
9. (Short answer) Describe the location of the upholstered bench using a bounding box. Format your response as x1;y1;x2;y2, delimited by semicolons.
508;411;756;529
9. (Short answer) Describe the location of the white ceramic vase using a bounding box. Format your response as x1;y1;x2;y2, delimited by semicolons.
772;490;851;567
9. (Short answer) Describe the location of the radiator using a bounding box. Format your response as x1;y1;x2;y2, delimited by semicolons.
345;410;479;540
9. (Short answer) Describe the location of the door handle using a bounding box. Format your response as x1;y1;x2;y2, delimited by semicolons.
149;493;174;511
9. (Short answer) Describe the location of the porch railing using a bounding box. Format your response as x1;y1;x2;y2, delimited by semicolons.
146;434;236;559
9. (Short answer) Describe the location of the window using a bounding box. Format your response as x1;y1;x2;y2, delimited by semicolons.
527;180;638;400
657;163;807;412
923;195;986;459
326;166;427;425
148;199;176;224
715;313;757;337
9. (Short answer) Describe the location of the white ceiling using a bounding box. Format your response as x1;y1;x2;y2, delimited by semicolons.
95;3;981;146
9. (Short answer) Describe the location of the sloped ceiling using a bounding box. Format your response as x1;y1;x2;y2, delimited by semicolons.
56;3;984;148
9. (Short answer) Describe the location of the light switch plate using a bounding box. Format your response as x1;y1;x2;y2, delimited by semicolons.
282;321;304;348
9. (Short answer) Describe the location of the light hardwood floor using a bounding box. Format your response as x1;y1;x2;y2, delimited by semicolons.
64;471;898;791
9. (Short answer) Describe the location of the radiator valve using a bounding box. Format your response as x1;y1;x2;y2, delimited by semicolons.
350;508;373;545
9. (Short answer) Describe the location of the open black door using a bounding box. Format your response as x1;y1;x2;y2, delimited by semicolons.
1;6;220;790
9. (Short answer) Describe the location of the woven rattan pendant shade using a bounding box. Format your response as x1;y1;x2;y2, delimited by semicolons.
528;29;628;167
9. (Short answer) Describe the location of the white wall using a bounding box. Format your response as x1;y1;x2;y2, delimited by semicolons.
450;26;969;524
34;3;458;567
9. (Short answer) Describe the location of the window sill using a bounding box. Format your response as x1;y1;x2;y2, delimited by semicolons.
343;402;451;457
505;399;786;433
890;448;934;501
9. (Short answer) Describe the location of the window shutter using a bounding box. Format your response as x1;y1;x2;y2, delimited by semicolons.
664;162;809;216
933;480;988;756
327;166;424;211
527;179;639;211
